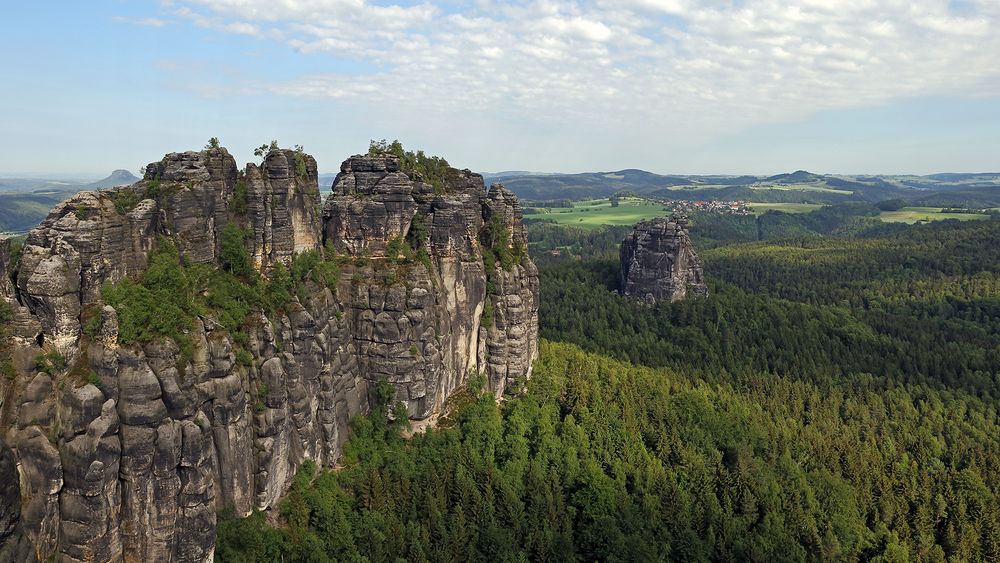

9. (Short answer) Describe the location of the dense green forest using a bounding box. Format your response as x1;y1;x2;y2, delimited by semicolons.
218;340;1000;561
217;214;1000;561
540;220;1000;399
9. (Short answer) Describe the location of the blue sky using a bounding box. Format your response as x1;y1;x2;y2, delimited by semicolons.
1;0;999;177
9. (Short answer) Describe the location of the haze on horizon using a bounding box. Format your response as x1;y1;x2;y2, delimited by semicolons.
2;0;999;177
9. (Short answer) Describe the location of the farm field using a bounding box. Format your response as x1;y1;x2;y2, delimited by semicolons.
879;206;989;223
523;197;669;228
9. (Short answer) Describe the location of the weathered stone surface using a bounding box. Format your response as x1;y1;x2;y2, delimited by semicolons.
481;184;540;396
323;158;539;414
619;215;707;303
12;149;242;358
0;148;539;562
246;149;323;270
0;437;27;562
9;425;63;561
323;155;416;257
58;398;121;563
147;148;239;266
0;236;16;301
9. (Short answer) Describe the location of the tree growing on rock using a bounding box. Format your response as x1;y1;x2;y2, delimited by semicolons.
254;140;279;159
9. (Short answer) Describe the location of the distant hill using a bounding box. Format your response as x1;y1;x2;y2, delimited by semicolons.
494;169;694;200
0;170;139;233
925;172;1000;182
4;166;998;234
483;171;537;182
318;173;339;190
0;169;139;194
764;170;824;184
0;178;86;193
85;169;139;189
492;169;1000;207
914;186;1000;208
0;190;76;233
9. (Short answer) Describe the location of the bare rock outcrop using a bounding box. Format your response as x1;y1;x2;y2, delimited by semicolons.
620;215;707;303
322;155;539;414
245;149;323;270
0;146;539;562
481;184;539;395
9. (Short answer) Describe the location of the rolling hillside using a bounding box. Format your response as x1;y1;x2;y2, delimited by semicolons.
0;190;77;233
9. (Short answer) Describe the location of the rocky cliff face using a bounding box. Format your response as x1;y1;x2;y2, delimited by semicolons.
0;147;538;562
619;216;707;303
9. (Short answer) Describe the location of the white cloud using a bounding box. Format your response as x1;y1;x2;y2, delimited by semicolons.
222;21;260;35
624;0;689;16
156;0;1000;153
538;16;614;42
113;16;173;27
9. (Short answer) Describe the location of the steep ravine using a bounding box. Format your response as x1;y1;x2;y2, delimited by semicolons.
0;147;539;562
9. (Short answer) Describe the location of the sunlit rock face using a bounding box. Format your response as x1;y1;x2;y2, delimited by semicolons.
0;148;538;562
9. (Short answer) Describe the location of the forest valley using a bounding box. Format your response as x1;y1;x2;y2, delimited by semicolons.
217;207;1000;562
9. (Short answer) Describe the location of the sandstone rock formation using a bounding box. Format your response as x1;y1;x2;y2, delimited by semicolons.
0;146;538;562
619;215;707;303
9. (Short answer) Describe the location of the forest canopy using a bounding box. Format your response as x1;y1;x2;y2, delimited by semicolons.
217;214;1000;562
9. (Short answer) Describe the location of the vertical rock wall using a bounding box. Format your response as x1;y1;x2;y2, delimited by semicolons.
0;148;539;562
246;149;323;271
481;185;539;396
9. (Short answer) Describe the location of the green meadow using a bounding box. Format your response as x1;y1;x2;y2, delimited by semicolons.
879;206;990;223
523;197;669;228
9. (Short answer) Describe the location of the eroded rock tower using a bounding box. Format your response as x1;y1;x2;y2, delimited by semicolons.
0;146;539;562
619;215;707;303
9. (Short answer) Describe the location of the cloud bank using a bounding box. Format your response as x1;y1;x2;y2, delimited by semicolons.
153;0;1000;169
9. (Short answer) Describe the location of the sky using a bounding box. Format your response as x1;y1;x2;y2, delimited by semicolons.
1;0;999;177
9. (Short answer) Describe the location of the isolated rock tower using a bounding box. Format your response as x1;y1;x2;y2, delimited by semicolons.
619;215;707;303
